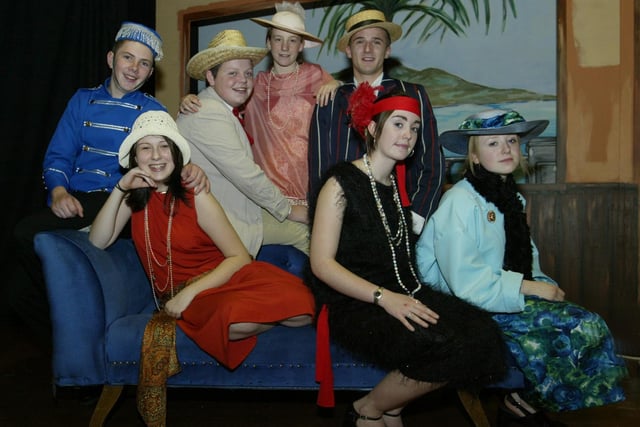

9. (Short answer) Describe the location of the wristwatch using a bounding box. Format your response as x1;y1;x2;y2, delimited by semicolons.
373;287;384;305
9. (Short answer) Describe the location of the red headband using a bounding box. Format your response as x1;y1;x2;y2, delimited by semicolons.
348;83;421;138
371;96;420;118
347;83;420;208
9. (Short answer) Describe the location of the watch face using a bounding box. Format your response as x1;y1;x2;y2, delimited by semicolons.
374;291;382;298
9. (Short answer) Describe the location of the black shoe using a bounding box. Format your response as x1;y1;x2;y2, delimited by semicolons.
497;393;567;427
343;403;382;427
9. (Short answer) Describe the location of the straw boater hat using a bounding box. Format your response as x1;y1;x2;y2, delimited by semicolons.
119;110;191;167
115;21;164;61
337;9;402;52
251;1;323;48
186;30;269;81
439;109;549;155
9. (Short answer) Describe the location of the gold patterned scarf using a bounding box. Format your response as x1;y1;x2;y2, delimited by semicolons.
137;280;189;427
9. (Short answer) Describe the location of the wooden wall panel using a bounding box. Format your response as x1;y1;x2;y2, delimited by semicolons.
523;183;639;355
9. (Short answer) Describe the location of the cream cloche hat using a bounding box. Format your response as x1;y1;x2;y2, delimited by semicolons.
119;110;191;167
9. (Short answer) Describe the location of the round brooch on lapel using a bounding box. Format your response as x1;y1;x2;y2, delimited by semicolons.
487;211;496;222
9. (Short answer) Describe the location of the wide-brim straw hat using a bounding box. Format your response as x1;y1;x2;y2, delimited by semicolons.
119;110;191;167
186;30;268;81
252;10;323;48
337;9;402;52
439;109;549;155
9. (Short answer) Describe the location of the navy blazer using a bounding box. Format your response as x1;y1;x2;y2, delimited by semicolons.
308;75;445;221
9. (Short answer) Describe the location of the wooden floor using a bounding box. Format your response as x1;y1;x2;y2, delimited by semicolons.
1;316;639;427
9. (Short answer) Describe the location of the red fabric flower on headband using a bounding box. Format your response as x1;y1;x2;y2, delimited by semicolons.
347;82;383;138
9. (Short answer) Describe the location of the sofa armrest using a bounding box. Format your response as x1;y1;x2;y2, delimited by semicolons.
34;229;151;386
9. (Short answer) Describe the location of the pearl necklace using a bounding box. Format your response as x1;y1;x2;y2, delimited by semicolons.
363;154;422;297
144;196;175;310
266;63;299;130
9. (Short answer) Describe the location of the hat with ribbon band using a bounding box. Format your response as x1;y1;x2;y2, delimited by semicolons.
337;9;402;52
251;1;323;48
439;109;549;155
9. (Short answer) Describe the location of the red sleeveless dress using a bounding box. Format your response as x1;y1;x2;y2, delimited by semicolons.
131;191;314;369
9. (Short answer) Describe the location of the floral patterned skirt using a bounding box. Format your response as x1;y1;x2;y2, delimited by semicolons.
493;296;628;412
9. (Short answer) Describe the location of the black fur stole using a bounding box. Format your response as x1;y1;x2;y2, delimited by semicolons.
464;165;533;280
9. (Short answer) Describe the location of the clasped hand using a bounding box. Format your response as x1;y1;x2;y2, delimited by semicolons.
522;279;565;302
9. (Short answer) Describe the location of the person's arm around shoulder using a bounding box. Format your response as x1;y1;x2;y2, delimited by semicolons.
181;162;210;194
163;190;252;318
310;176;438;332
88;167;156;249
314;66;341;107
179;94;201;115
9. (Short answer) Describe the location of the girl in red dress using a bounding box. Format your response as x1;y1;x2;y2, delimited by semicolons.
89;110;314;426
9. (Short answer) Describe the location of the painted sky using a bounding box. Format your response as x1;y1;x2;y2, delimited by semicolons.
198;0;556;95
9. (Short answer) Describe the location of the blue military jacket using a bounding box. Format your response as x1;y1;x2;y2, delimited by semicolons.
42;78;165;204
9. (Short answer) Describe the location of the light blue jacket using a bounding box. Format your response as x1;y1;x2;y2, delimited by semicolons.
415;178;555;313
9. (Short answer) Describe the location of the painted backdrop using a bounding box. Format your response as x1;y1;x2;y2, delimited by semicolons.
194;0;556;180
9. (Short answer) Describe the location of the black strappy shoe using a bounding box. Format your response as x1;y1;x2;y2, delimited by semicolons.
497;393;567;427
343;403;382;427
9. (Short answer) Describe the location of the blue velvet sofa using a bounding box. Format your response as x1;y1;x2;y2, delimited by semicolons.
34;229;521;426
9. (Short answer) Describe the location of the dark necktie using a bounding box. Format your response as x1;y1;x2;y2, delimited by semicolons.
232;107;254;145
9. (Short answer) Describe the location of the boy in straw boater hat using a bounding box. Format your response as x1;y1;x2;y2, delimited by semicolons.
90;110;314;427
177;29;310;258
416;109;627;421
309;9;445;235
10;21;208;350
180;3;340;255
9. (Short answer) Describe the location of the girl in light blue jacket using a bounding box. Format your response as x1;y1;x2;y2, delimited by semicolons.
416;109;627;425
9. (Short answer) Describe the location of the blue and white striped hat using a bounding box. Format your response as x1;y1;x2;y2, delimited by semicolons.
115;21;164;61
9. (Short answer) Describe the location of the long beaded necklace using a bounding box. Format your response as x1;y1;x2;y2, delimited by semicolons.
143;195;176;310
266;62;300;130
363;154;422;296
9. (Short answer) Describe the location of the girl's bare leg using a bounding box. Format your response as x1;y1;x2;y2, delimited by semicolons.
228;322;274;340
228;314;311;340
352;370;445;426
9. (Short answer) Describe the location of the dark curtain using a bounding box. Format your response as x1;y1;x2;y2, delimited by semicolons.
0;0;155;303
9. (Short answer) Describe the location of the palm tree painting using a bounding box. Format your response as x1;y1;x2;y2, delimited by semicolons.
316;0;520;56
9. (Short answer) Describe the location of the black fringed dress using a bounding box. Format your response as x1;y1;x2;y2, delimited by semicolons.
306;162;507;389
